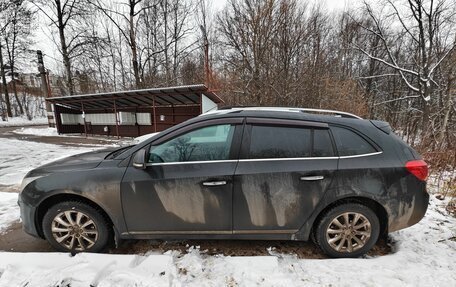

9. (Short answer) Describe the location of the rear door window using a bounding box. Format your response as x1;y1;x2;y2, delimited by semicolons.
331;126;376;156
249;125;311;159
313;129;335;157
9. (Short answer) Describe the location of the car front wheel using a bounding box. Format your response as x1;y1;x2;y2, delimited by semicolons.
315;203;380;258
42;201;111;252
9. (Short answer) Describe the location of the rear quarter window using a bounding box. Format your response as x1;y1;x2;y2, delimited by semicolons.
331;126;376;156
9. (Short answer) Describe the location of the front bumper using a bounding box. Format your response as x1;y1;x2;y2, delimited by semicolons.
18;195;41;238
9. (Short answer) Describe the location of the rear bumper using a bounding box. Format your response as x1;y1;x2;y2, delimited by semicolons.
388;186;429;232
408;188;430;226
18;195;41;238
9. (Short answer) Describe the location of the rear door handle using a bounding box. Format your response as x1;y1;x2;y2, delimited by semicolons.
300;175;324;181
202;181;227;186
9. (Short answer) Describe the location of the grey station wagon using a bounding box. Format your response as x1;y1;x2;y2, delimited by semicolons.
18;107;429;258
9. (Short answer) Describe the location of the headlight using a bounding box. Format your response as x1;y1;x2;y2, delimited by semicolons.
20;176;44;191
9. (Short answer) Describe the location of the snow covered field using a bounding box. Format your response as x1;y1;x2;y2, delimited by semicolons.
0;117;48;127
13;127;60;137
0;135;455;286
0;138;97;186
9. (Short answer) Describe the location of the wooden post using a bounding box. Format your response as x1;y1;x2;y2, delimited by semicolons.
53;104;62;135
114;99;120;138
152;95;157;132
172;104;175;125
82;102;87;137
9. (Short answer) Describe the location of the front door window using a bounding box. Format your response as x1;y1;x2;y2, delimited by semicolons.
148;124;235;163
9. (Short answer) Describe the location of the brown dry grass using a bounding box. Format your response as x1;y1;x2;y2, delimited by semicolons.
421;149;456;217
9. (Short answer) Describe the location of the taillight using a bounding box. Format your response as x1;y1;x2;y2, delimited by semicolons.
405;160;428;181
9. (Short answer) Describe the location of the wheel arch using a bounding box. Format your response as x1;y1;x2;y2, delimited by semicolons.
35;193;115;239
305;196;389;241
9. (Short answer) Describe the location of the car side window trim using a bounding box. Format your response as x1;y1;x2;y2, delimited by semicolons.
234;151;383;163
338;151;383;159
145;159;239;166
143;152;384;166
239;157;338;162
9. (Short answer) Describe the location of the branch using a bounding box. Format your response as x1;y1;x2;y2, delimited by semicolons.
428;43;456;78
355;44;420;92
62;0;83;28
357;3;421;93
387;0;420;44
356;73;400;79
374;95;421;106
91;2;131;45
32;3;58;27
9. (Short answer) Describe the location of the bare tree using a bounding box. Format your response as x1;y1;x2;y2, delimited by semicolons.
34;0;93;95
0;1;13;117
2;0;35;115
91;0;145;88
355;0;456;138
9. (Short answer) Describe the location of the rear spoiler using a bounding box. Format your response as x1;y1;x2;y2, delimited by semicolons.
370;120;392;134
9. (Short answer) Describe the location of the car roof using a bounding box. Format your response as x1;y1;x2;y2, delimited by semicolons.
204;107;362;119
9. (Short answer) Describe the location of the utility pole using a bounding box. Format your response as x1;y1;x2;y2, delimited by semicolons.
37;50;54;127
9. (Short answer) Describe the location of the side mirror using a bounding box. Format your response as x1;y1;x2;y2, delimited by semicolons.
132;148;147;169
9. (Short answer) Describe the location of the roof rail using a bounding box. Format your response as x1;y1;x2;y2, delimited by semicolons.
297;108;362;119
213;106;362;119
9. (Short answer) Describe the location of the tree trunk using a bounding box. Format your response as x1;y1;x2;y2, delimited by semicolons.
420;80;431;140
129;3;140;88
0;43;11;117
439;75;453;146
10;69;23;115
56;0;74;95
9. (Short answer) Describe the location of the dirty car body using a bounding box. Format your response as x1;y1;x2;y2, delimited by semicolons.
18;108;429;257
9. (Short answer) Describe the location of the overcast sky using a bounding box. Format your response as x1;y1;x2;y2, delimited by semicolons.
31;0;355;73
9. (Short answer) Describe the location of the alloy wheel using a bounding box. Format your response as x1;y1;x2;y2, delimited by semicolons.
325;212;372;253
51;210;99;251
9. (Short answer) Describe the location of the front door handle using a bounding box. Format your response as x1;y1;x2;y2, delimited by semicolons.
300;175;324;181
202;181;227;186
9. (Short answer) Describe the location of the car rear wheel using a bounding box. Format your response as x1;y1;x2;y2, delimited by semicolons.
42;201;111;252
315;203;380;258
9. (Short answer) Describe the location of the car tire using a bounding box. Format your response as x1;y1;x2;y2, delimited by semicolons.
42;201;111;253
315;203;380;258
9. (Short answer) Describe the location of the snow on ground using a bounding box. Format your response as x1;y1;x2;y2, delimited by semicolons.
0;252;173;287
0;195;454;286
0;117;47;127
0;193;19;234
13;127;59;137
0;138;99;186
